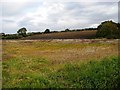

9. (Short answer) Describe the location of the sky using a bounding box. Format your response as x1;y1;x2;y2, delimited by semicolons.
1;0;119;34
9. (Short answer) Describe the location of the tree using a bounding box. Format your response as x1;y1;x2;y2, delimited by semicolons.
96;21;120;39
44;29;50;33
1;33;5;36
17;27;27;37
65;28;70;32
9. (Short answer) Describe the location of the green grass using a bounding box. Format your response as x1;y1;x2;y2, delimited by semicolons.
48;56;119;88
2;56;119;88
2;40;119;88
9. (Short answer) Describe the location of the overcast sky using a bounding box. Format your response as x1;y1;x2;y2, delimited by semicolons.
1;0;118;34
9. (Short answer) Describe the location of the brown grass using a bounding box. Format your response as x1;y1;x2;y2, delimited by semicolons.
2;39;118;65
2;39;119;88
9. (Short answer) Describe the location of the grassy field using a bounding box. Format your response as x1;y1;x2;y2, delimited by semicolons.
2;39;119;88
24;30;97;39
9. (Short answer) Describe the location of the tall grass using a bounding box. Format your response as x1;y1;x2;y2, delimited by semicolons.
2;56;119;88
2;40;118;88
48;56;119;88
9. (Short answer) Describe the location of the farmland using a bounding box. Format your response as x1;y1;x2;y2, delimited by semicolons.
2;39;119;88
23;30;97;39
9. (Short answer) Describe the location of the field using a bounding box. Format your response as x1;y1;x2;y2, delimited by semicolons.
24;30;97;39
2;39;119;88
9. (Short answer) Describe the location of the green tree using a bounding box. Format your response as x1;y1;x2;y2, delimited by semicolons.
65;28;70;32
1;33;5;36
96;21;120;39
44;29;50;33
17;27;27;37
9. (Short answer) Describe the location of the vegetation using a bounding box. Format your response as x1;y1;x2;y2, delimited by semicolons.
17;27;27;37
1;34;22;39
44;29;50;33
2;40;118;88
1;20;119;39
65;28;70;32
96;21;120;39
48;56;119;88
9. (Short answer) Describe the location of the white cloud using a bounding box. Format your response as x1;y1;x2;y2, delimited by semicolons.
1;1;118;33
2;20;19;33
1;0;119;2
89;24;99;28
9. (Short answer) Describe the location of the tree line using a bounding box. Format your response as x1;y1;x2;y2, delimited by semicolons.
0;28;97;39
1;20;120;39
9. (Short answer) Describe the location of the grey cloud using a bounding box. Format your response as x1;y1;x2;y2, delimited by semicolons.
3;19;15;23
2;2;118;33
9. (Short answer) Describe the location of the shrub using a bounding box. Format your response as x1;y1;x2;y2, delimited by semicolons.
2;34;22;39
96;21;120;39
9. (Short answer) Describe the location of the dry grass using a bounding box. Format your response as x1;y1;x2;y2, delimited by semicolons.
2;39;119;88
2;39;118;65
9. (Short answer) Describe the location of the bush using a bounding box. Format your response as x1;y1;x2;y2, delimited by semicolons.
96;21;120;39
2;34;22;39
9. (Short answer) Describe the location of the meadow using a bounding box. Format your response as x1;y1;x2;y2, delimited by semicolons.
2;39;119;88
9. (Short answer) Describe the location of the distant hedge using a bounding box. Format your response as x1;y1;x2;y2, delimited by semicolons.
2;34;22;39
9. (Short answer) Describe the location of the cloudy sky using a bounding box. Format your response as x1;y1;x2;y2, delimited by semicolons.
1;0;118;34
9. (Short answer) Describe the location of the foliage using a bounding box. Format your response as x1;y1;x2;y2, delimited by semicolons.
44;29;50;33
1;20;119;39
96;21;120;39
2;34;22;39
1;33;5;36
65;28;70;32
17;27;27;37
